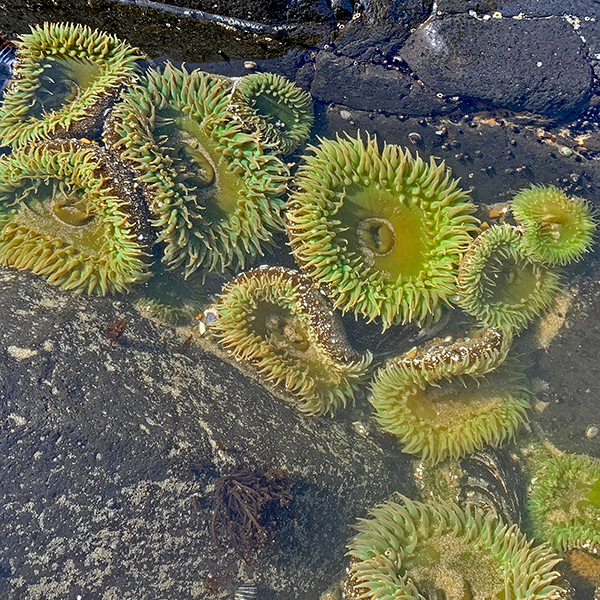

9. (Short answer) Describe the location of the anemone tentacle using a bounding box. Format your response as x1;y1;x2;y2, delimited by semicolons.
229;72;314;154
528;452;600;553
103;63;289;277
0;139;153;295
370;328;531;464
0;22;142;147
457;224;562;333
285;132;479;330
208;265;372;416
345;496;565;600
510;184;596;265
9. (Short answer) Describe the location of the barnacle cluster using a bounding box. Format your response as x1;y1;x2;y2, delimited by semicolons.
208;265;372;416
344;495;565;600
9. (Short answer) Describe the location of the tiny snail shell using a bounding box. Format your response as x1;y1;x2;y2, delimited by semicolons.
234;583;257;600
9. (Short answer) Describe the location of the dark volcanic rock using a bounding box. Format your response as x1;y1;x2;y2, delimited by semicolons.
311;51;455;115
0;269;414;599
401;15;592;119
0;0;329;64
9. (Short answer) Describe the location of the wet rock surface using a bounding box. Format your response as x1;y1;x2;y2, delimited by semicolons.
1;0;600;598
400;15;592;118
0;269;414;599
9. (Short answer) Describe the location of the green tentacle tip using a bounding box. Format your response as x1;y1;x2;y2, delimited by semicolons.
344;496;565;600
103;63;290;278
285;132;479;330
457;224;562;334
0;22;143;147
370;328;531;464
0;139;153;295
528;452;600;553
511;184;596;265
208;265;372;416
229;72;314;154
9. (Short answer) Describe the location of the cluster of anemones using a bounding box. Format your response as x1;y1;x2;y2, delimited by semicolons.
3;22;599;599
0;22;313;294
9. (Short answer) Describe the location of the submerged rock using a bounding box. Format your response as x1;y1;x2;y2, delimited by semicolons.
0;269;414;599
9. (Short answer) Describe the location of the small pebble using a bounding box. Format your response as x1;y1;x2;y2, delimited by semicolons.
340;109;352;121
586;425;599;439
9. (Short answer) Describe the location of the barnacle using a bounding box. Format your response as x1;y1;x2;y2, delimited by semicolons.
208;265;372;416
0;139;153;294
229;72;314;154
103;63;289;278
528;452;600;553
370;328;530;464
285;133;478;330
344;496;565;600
457;225;562;334
511;184;596;265
0;22;142;147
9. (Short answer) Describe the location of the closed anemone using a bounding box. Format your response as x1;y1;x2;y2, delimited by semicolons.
0;22;142;147
229;72;314;154
208;265;372;416
370;328;531;464
0;139;153;295
511;184;596;265
344;496;565;600
528;452;600;553
103;63;289;278
457;225;562;334
285;133;479;330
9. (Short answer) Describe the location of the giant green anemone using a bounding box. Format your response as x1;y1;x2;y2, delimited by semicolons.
528;452;600;553
344;496;565;600
0;139;153;295
285;133;479;330
511;184;596;265
370;328;531;464
0;22;142;147
103;62;289;278
457;225;562;334
228;72;314;154
208;265;372;416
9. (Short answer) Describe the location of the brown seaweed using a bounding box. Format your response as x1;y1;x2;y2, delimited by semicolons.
210;466;292;559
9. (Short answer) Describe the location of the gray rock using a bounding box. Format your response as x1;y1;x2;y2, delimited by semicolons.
401;15;592;119
0;268;414;599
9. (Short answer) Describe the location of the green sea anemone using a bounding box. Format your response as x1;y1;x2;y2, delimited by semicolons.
528;452;600;553
0;22;142;147
228;72;314;154
208;265;372;416
457;225;562;333
511;184;596;265
370;328;531;464
344;496;565;600
285;133;479;330
0;139;153;295
103;63;289;278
